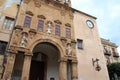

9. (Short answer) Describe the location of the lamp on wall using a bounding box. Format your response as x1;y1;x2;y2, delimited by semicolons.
92;58;101;71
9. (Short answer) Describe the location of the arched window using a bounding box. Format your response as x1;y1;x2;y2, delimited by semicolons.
55;24;60;36
37;20;44;32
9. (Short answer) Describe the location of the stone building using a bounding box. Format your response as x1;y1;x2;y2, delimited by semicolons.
0;0;110;80
101;38;120;64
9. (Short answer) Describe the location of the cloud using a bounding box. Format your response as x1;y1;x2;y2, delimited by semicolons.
109;5;120;19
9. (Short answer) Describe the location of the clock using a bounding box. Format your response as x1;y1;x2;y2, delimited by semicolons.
86;20;94;28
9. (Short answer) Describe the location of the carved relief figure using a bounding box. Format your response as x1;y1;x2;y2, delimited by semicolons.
20;33;28;47
47;21;52;34
66;43;72;55
13;29;21;45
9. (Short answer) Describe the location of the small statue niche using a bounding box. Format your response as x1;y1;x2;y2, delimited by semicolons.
66;43;72;55
20;32;28;47
47;21;52;34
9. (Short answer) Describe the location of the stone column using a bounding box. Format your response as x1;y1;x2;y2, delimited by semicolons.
2;52;17;80
72;60;78;80
59;59;67;80
21;54;32;80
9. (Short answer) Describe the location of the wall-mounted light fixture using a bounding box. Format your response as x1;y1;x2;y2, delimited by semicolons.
92;58;101;71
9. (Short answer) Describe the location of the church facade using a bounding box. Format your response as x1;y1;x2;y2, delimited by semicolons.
0;0;111;80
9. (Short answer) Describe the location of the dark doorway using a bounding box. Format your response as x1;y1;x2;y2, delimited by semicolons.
29;60;45;80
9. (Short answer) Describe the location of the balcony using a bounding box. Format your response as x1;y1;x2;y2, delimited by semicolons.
113;52;119;58
104;50;111;56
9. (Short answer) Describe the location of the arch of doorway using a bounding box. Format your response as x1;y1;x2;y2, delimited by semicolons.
28;39;69;80
29;39;65;60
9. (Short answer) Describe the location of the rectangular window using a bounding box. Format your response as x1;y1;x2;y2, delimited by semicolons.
55;25;60;36
77;39;83;49
66;27;71;38
37;20;44;32
24;16;31;28
0;41;7;55
3;17;15;30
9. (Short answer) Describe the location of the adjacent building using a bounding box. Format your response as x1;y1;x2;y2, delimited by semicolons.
0;0;118;80
101;38;119;64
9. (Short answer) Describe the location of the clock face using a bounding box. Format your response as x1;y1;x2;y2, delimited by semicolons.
86;20;94;28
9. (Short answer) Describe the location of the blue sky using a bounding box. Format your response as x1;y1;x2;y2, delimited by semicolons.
71;0;120;53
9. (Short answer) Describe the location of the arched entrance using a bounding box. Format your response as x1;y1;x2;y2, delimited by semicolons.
29;42;60;80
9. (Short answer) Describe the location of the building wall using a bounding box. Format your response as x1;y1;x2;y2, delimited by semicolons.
0;0;19;38
0;0;19;78
73;11;110;80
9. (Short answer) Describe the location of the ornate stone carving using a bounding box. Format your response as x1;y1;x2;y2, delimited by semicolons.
12;25;23;45
61;7;66;16
24;0;31;4
9;46;17;54
26;11;34;16
29;29;37;39
34;0;41;8
20;32;28;47
45;0;51;4
60;37;67;46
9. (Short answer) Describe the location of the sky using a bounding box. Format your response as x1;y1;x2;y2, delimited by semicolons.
71;0;120;54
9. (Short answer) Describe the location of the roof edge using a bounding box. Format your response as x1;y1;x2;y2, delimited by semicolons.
72;8;97;19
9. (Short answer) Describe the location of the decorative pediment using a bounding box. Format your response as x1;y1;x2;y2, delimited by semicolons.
54;20;62;24
65;23;71;27
37;15;46;19
34;0;41;8
26;11;34;16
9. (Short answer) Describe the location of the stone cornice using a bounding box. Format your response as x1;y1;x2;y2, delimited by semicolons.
101;38;118;47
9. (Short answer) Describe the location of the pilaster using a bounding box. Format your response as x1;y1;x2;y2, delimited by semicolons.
21;53;32;80
2;51;17;80
71;60;78;80
59;58;67;80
